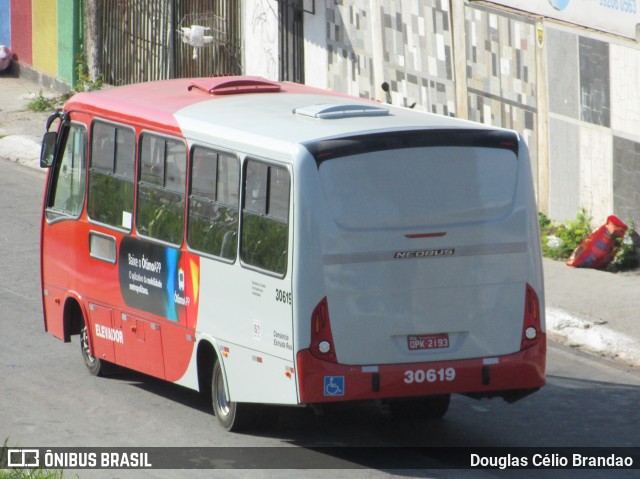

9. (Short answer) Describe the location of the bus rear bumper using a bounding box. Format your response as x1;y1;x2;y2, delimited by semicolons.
296;335;546;404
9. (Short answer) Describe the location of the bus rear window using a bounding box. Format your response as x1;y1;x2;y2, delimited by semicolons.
318;146;518;229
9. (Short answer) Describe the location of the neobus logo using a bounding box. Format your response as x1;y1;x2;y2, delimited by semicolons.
394;248;455;259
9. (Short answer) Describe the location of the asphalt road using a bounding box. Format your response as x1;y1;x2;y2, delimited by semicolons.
1;159;639;479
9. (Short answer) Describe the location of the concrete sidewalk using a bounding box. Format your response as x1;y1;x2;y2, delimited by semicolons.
2;72;639;369
0;73;51;170
544;258;640;367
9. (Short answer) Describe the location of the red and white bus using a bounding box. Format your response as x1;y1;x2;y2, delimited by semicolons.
40;76;545;431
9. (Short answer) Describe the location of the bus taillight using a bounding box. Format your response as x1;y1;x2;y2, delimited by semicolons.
521;284;541;349
310;297;337;363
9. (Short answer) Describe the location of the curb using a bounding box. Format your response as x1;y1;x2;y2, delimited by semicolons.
0;135;43;171
547;307;640;368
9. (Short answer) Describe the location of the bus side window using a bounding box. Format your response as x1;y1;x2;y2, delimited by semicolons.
187;147;239;261
241;159;290;275
136;134;187;245
87;121;135;230
46;124;87;221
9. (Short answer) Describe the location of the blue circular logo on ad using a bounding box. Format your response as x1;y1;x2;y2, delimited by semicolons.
548;0;570;10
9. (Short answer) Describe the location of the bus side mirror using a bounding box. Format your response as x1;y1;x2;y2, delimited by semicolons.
40;131;57;168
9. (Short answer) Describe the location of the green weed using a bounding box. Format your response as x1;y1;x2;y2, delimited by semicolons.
610;223;640;271
27;55;104;112
27;93;55;112
539;209;592;260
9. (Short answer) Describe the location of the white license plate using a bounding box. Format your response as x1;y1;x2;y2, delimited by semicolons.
407;333;449;351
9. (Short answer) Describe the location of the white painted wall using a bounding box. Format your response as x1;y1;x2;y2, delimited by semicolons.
579;125;613;225
303;4;328;88
243;0;279;80
610;43;640;139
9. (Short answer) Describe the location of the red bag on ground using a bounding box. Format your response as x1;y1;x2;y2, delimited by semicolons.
567;215;627;268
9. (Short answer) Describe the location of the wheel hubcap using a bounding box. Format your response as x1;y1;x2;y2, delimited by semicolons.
81;327;96;364
215;367;230;416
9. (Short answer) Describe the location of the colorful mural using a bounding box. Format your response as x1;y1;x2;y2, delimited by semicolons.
2;0;80;85
8;0;32;66
0;0;10;47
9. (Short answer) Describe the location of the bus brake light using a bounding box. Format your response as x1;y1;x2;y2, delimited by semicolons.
521;284;541;349
310;297;337;363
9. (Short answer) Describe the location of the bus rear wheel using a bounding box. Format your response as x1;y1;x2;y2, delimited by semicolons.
211;360;255;432
80;325;107;376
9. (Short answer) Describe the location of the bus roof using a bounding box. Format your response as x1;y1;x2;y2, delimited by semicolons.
65;76;505;156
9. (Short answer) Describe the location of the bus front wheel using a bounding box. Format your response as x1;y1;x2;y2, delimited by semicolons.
80;325;107;376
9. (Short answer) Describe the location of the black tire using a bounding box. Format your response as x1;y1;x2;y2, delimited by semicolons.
211;360;255;432
80;325;108;377
386;394;451;420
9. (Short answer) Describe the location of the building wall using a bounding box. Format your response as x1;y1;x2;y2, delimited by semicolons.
32;0;58;77
610;44;640;138
302;2;328;89
243;0;279;80
10;0;32;65
321;1;539;187
0;0;10;47
313;0;640;227
324;0;456;112
325;0;377;99
57;0;80;85
6;0;78;86
380;0;456;115
464;4;539;182
546;23;640;226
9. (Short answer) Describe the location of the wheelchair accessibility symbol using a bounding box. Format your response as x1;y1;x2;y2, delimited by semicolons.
324;376;345;397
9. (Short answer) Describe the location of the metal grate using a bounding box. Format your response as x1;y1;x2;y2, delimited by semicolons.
175;0;242;78
278;0;305;83
101;0;242;86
